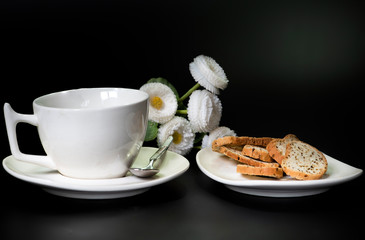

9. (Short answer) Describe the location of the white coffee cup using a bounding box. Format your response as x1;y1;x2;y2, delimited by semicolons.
4;88;149;179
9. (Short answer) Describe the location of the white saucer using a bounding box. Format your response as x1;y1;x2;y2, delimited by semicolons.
196;148;362;198
3;147;189;199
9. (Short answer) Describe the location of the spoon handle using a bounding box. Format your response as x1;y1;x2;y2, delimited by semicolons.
150;136;173;162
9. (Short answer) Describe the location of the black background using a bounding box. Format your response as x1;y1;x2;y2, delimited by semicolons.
0;1;364;240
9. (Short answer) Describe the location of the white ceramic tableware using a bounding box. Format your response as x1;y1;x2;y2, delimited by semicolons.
4;88;149;179
2;147;190;199
196;148;363;197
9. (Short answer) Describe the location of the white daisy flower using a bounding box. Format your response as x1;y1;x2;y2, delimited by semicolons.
202;126;236;149
187;90;222;133
140;82;178;124
157;116;194;155
189;55;229;95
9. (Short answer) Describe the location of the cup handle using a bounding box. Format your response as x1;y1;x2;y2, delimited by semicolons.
4;103;57;169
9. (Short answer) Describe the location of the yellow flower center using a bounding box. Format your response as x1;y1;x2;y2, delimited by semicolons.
172;131;182;144
151;96;163;110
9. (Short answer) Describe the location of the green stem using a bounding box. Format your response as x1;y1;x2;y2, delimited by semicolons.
176;109;188;115
178;83;200;103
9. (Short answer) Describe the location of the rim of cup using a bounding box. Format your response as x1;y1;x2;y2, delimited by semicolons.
33;87;149;111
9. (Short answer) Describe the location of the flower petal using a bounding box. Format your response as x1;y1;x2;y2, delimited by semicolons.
140;82;178;124
189;55;228;94
187;90;222;133
157;116;195;155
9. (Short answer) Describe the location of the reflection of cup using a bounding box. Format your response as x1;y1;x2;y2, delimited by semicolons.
4;88;149;179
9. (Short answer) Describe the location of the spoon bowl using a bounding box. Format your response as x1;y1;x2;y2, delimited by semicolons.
129;168;159;178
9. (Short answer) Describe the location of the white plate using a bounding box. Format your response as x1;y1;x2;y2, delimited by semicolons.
196;148;362;197
3;147;189;199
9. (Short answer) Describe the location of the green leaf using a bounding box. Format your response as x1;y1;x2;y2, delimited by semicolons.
144;120;159;141
147;77;179;100
194;132;206;144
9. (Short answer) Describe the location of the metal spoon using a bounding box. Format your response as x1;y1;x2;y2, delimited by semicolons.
129;136;173;177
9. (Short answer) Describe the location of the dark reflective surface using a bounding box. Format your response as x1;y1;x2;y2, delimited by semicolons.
1;156;363;240
1;1;364;239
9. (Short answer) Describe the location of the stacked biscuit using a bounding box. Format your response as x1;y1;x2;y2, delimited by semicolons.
212;134;328;180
